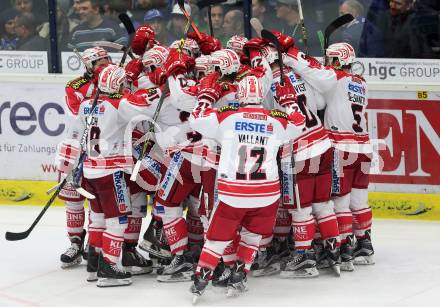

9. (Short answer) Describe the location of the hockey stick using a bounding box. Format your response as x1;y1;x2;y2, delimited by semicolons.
261;29;301;210
296;0;309;55
130;81;169;181
118;13;136;65
177;0;202;40
197;0;227;37
323;14;354;60
5;89;102;241
92;41;135;59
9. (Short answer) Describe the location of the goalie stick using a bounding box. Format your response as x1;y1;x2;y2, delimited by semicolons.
261;29;301;211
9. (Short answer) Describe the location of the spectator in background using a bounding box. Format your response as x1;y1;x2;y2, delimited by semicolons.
132;0;168;25
69;0;128;51
168;2;191;44
15;12;48;51
0;9;19;50
275;0;307;50
39;0;78;51
381;0;433;58
223;9;244;38
68;0;81;23
252;0;286;31
336;0;365;53
13;0;47;29
143;9;170;45
358;0;387;57
200;5;227;46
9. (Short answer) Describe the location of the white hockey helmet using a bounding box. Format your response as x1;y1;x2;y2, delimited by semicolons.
237;75;264;105
195;55;213;80
169;38;200;58
260;44;279;64
226;35;248;55
210;49;240;76
326;42;356;67
82;47;110;68
142;45;169;72
98;64;126;94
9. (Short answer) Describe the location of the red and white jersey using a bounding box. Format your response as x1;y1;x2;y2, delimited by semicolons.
270;66;331;161
56;89;158;179
65;76;95;116
285;48;371;154
190;106;305;208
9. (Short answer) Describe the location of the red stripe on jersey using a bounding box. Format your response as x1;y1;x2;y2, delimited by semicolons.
84;155;133;169
293;126;329;152
218;179;280;197
327;130;370;144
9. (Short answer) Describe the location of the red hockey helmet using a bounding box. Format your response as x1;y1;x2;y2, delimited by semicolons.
237;75;264;105
98;64;126;94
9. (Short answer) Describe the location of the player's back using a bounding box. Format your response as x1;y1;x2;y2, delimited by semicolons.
194;106;303;208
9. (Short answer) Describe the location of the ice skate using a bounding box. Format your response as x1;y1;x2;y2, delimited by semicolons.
324;238;341;276
86;245;99;282
251;246;281;277
139;219;172;260
122;243;153;275
226;261;248;298
354;230;375;265
96;254;132;288
156;252;195;282
60;229;86;269
340;235;356;271
190;267;212;305
212;261;232;287
313;239;330;269
280;249;319;278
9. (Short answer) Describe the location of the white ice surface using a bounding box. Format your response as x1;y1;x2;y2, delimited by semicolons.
1;205;440;307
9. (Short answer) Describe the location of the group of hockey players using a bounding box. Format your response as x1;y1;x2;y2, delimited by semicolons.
55;21;374;302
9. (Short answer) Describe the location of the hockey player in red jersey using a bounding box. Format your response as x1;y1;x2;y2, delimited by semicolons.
189;74;305;301
56;64;161;287
285;41;374;268
59;47;111;269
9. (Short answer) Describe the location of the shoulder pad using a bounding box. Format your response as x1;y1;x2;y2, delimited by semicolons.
66;77;89;90
109;93;123;99
270;109;288;119
218;105;238;113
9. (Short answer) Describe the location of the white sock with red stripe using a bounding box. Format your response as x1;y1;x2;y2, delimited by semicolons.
65;201;85;239
163;217;188;255
274;207;292;238
333;194;353;244
312;200;340;240
123;216;142;245
290;206;315;251
350;188;372;239
88;210;105;248
197;240;231;274
237;227;261;272
102;216;128;263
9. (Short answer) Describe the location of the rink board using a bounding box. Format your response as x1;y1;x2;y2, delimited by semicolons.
1;180;439;221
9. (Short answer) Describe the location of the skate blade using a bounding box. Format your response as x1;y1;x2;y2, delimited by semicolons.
192;294;202;305
139;241;172;259
354;255;374;265
226;286;247;298
157;271;194;283
60;257;82;269
87;272;98;282
340;261;355;272
124;266;154;275
252;263;281;277
280;267;319;278
96;277;132;287
331;264;341;276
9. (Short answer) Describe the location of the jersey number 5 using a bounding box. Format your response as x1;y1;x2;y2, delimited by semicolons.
236;145;267;180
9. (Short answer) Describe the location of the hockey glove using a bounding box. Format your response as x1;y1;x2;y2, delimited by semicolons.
131;25;155;56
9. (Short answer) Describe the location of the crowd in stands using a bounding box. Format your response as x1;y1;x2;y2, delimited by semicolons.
0;0;438;58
